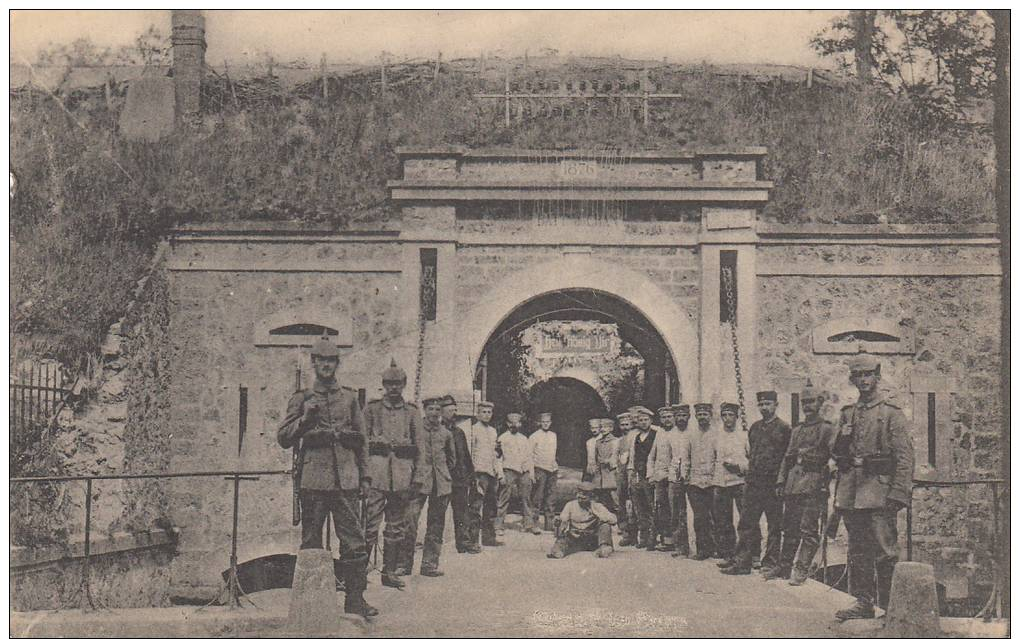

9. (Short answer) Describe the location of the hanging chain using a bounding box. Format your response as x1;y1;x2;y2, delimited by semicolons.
414;313;426;404
721;266;748;432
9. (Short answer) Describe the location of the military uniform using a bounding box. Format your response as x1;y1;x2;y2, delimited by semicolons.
583;418;600;482
529;415;558;532
460;407;502;547
777;384;837;582
405;398;457;576
590;420;619;512
276;335;375;617
445;400;476;553
834;355;914;615
731;392;791;572
363;381;420;585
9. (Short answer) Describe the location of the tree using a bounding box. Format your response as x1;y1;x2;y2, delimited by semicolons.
813;10;994;104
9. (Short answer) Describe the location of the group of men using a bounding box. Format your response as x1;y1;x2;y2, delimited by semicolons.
276;334;562;619
278;332;914;624
572;352;914;622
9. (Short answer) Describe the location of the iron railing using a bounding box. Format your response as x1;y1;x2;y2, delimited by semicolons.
11;468;292;611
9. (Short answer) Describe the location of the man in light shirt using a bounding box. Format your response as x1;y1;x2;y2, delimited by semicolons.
714;402;749;568
496;412;538;534
668;404;693;557
688;402;717;560
460;401;503;549
546;482;617;559
529;412;558;532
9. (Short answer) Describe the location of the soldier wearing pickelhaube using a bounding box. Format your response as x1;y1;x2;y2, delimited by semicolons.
363;359;420;590
833;354;914;621
277;333;377;618
775;380;838;586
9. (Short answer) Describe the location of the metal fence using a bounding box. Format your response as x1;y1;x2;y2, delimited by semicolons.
11;468;292;611
10;361;71;458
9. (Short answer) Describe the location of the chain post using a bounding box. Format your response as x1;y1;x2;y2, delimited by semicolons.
721;266;748;431
414;314;426;404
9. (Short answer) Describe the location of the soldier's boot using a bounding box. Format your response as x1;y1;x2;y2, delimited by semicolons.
721;563;752;575
659;535;675;551
788;565;809;586
717;556;737;569
481;528;503;547
344;565;378;619
380;546;405;590
543;515;556;532
595;544;614;559
834;599;875;622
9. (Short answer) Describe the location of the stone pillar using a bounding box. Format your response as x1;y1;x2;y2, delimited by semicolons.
884;561;941;638
171;10;205;122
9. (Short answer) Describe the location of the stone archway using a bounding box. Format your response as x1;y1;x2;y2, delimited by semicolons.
459;254;699;404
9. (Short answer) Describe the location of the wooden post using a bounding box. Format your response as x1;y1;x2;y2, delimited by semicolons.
806;67;813;88
643;90;649;126
321;54;328;99
224;60;238;107
381;53;387;95
434;51;441;84
103;74;112;110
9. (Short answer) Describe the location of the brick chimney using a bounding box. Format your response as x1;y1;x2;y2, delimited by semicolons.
171;10;205;121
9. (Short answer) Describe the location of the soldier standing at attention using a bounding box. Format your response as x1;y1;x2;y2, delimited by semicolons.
529;412;558;533
405;396;457;577
688;402;718;560
496;412;538;534
627;406;657;549
276;335;377;618
589;418;619;514
833;354;914;621
722;391;791;576
461;401;503;548
668;404;693;557
713;402;747;566
363;360;420;589
615;412;638;546
442;395;476;553
646;406;676;552
775;381;837;585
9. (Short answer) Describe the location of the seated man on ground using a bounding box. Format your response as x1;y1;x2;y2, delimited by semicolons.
546;481;617;559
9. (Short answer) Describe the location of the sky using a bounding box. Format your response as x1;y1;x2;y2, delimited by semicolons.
10;10;843;68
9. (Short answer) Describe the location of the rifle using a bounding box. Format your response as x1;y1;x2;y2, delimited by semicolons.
292;367;303;526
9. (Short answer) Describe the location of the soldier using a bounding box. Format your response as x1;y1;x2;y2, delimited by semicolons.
276;335;377;618
496;412;538;534
589;418;619;513
722;391;791;576
833;354;914;621
688;402;717;560
546;482;617;559
442;395;476;553
460;401;503;548
615;412;638;546
404;396;457;577
776;381;838;585
583;418;601;482
627;406;657;549
713;402;747;566
363;359;420;589
668;404;693;557
529;412;558;533
646;406;676;551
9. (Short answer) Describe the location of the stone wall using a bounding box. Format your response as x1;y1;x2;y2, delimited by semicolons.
756;239;1002;597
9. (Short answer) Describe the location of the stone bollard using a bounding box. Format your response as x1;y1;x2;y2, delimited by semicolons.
286;549;362;637
883;561;940;638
